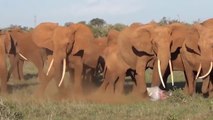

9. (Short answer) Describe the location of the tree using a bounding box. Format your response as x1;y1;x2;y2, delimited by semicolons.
64;22;74;27
89;18;106;27
112;23;127;31
78;21;86;24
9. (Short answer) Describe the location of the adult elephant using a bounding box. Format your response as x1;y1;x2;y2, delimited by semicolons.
0;32;8;94
115;22;177;97
151;23;193;89
32;22;104;95
181;23;213;96
98;28;137;95
4;29;46;83
82;37;107;86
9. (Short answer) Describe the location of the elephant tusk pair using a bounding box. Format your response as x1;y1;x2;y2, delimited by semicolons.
58;59;66;87
46;59;54;76
157;59;174;88
46;58;66;87
198;62;213;79
18;53;28;61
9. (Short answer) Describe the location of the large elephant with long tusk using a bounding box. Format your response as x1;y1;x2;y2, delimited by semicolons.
32;22;105;95
113;22;176;97
150;23;196;90
180;22;213;96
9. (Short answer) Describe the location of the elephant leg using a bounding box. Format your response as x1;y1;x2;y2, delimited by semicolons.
17;60;24;80
209;76;213;97
73;58;83;94
68;69;74;84
134;59;148;98
201;76;210;96
209;73;213;92
8;55;20;81
183;71;189;93
114;73;125;95
182;58;195;96
98;68;116;94
105;75;118;94
0;60;8;94
34;57;52;97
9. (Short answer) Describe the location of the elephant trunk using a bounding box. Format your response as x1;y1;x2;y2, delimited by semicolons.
198;49;213;79
51;50;67;87
157;48;171;88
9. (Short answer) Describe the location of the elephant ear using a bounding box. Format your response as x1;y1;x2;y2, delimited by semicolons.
184;26;200;55
69;23;95;55
32;22;58;51
131;25;154;56
4;32;16;54
169;23;190;53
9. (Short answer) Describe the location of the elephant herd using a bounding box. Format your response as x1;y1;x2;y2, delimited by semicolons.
0;18;213;100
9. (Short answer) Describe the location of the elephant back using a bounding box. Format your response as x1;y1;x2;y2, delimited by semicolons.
32;22;58;51
201;18;213;28
107;29;120;46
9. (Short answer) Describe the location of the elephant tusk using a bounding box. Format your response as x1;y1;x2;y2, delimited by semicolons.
46;58;54;76
157;59;166;88
169;60;174;86
58;58;66;87
18;53;28;61
195;63;202;79
198;62;213;79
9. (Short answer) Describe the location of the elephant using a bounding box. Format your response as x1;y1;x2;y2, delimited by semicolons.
0;28;47;94
81;37;107;87
98;28;137;95
0;32;8;94
150;23;193;90
180;23;213;96
32;22;106;96
6;29;46;82
114;22;178;97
